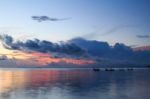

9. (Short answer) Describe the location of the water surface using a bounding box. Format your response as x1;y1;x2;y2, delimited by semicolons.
0;68;150;99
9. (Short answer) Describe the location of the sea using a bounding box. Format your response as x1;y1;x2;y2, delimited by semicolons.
0;68;150;99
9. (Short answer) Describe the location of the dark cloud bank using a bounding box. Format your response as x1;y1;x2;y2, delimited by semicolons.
70;38;150;67
0;34;150;67
0;34;84;57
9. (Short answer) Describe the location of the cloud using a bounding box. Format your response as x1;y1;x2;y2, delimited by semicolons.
83;25;137;39
136;35;150;38
133;46;150;51
70;38;133;57
0;55;8;60
32;16;71;22
70;37;150;66
0;34;150;67
0;34;85;57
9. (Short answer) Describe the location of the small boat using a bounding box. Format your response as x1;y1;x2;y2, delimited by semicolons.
119;69;125;71
93;68;100;71
127;68;133;71
105;68;115;71
147;65;150;68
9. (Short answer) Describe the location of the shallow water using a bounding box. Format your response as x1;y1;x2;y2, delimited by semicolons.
0;68;150;99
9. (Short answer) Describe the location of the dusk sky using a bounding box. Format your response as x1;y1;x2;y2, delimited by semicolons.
0;0;150;45
0;0;150;67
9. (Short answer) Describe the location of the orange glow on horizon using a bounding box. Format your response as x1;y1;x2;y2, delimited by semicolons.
32;54;95;66
0;43;95;66
22;52;95;66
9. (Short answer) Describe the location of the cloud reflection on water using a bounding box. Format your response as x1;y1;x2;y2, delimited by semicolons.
0;69;150;99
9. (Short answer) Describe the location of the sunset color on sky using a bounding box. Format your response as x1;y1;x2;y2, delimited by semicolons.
0;0;150;67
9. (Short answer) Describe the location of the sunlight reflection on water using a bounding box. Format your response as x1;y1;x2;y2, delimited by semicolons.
0;68;150;99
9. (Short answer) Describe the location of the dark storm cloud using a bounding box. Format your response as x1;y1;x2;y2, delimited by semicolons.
136;35;150;38
32;16;71;22
0;34;84;56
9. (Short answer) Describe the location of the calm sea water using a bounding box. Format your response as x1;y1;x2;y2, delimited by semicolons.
0;68;150;99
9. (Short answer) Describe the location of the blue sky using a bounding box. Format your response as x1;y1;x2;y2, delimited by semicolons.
0;0;150;46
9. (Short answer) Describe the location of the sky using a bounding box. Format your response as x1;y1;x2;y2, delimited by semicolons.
0;0;150;46
0;0;150;67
